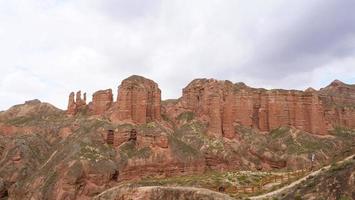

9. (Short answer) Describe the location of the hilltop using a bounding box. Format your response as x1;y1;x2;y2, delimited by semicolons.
0;75;354;199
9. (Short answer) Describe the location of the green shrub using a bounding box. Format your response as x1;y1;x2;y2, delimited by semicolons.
339;196;352;200
177;111;195;122
295;194;302;200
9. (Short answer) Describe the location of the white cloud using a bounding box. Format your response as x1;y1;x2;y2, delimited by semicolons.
0;0;354;110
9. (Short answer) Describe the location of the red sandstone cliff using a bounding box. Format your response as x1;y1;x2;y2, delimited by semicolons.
67;91;87;115
319;80;355;128
91;89;113;115
111;75;161;124
66;76;355;136
66;76;162;124
2;76;355;199
170;78;355;136
179;79;236;138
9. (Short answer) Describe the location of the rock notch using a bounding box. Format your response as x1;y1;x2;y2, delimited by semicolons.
67;91;87;115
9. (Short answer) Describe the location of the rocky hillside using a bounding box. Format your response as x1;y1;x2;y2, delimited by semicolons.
0;75;354;199
278;156;355;200
94;186;235;200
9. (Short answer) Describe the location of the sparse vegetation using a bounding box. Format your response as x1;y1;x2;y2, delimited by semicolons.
169;135;201;161
270;127;289;139
128;169;270;197
119;141;152;160
176;111;195;122
79;145;107;162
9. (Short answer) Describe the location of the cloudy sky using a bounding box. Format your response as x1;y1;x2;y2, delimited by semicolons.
0;0;354;110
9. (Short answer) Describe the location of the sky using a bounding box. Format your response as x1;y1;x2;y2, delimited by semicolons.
0;0;354;110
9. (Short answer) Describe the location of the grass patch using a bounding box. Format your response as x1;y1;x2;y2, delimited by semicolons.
131;170;269;196
119;141;152;159
176;111;195;122
169;135;201;161
331;126;355;138
270;127;289;139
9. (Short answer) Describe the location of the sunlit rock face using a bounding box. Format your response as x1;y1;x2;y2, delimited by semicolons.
175;79;355;136
92;89;113;115
112;75;162;124
65;75;162;124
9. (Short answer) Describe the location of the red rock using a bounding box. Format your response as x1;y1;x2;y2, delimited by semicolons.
319;80;355;129
154;135;169;148
249;148;287;169
92;89;113;115
67;92;76;115
112;75;161;124
180;79;237;138
58;127;73;139
176;79;355;136
66;91;87;115
75;91;86;107
65;77;355;135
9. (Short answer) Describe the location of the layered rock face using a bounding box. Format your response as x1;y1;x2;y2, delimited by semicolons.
67;91;87;115
113;75;161;124
246;89;327;134
2;77;355;199
66;76;355;136
319;80;355;128
178;79;355;136
66;76;162;124
180;79;236;139
100;124;205;181
92;89;113;115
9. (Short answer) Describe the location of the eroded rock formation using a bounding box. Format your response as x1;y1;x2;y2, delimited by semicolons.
180;79;236;138
92;89;113;115
66;76;162;124
66;76;355;137
67;91;87;115
2;77;355;199
319;80;355;129
112;75;161;124
175;78;355;136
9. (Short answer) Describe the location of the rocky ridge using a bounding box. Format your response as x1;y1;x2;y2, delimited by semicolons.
0;75;354;199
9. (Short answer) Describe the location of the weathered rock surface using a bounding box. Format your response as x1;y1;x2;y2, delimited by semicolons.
170;79;355;137
66;76;162;124
319;80;355;129
92;89;113;115
112;75;161;124
179;79;236;138
0;94;354;199
65;77;355;137
67;91;87;115
0;99;61;120
1;76;352;199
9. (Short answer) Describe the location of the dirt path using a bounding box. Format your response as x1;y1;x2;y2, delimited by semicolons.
95;186;235;200
249;154;355;199
39;150;57;169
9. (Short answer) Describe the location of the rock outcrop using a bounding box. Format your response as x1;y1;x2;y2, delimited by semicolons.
65;77;355;136
319;80;355;129
180;79;236;138
2;79;355;199
92;89;113;115
67;91;87;115
112;75;161;124
66;76;162;124
176;79;355;136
